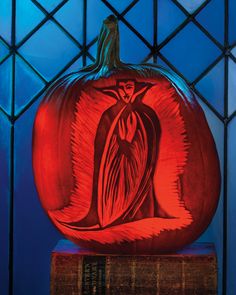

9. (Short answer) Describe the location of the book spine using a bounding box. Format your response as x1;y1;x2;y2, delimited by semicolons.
51;254;217;295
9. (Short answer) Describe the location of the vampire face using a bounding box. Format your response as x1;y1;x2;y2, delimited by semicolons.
117;80;135;103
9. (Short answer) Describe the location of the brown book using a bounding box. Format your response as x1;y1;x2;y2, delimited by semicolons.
50;240;217;295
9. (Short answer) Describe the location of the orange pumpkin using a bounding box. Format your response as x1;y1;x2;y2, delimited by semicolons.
32;15;220;253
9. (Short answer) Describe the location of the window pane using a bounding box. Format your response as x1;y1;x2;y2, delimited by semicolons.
232;47;236;58
196;58;224;115
119;21;149;63
125;0;153;44
0;112;10;295
229;0;236;44
196;0;224;44
158;0;186;44
228;58;236;116
16;0;45;44
176;0;207;14
0;0;12;44
15;55;45;116
107;0;134;13
19;21;79;81
54;0;83;44
160;23;221;82
0;56;12;115
37;0;63;12
0;40;9;62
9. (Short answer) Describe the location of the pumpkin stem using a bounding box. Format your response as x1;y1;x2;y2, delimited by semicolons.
96;15;122;69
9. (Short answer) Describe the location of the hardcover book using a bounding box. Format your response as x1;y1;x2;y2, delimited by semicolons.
50;240;217;295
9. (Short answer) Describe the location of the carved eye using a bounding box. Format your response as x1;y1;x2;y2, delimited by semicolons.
125;84;134;89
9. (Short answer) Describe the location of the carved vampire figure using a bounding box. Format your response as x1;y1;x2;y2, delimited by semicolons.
84;79;162;228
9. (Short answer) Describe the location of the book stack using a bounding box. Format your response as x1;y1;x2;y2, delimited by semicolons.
50;240;217;295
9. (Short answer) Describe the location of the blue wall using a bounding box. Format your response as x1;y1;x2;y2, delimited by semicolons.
0;1;235;294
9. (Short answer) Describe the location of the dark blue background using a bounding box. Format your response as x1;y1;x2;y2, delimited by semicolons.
0;0;235;294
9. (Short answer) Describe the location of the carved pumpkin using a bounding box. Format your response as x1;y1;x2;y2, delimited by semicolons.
32;16;221;253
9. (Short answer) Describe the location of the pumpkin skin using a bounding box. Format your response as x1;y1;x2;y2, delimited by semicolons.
32;16;221;253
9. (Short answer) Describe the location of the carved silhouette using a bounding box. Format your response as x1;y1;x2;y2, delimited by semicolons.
46;78;192;239
81;79;163;228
